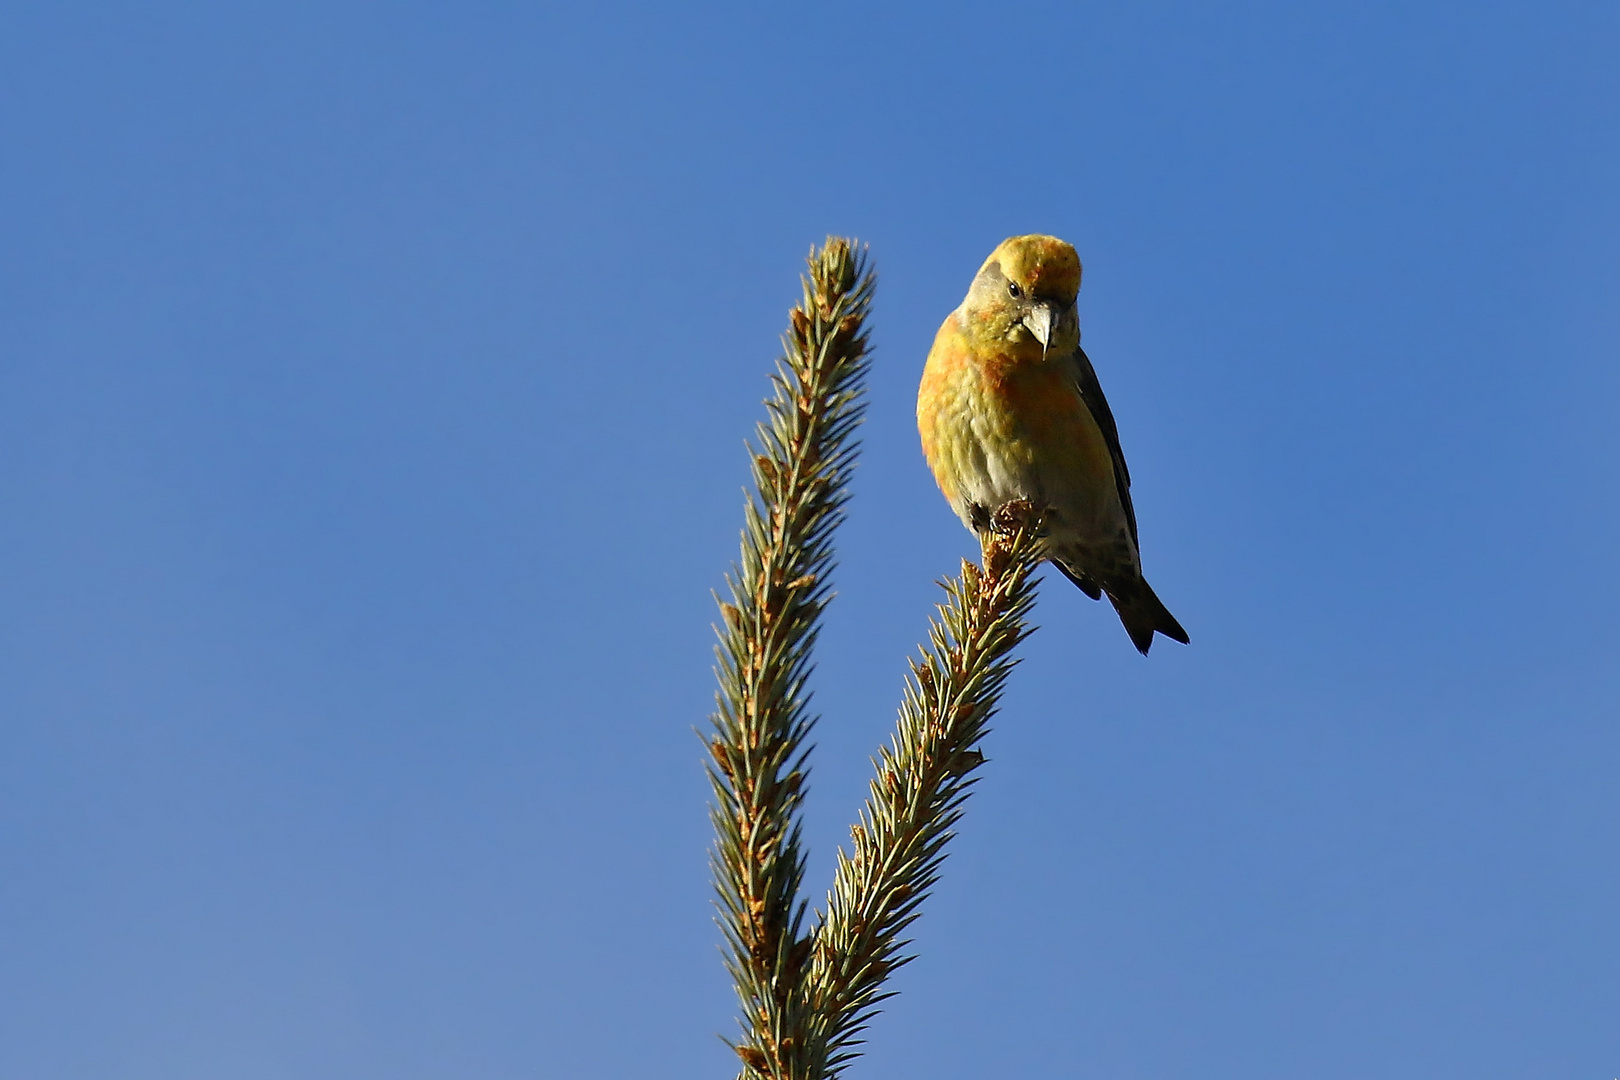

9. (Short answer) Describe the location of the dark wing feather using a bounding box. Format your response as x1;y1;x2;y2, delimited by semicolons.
1072;345;1138;546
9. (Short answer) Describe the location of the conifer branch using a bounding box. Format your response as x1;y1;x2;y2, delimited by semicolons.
803;504;1045;1077
708;238;874;1080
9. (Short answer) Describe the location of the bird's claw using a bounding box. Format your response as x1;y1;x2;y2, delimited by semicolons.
990;498;1042;536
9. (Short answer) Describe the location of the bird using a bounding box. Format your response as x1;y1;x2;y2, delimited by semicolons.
917;234;1188;654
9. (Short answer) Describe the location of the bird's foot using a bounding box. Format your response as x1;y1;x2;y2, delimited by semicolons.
990;498;1042;536
967;501;993;534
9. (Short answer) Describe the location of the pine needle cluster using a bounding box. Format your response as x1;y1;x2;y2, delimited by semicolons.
708;239;1044;1080
708;238;873;1079
806;506;1042;1075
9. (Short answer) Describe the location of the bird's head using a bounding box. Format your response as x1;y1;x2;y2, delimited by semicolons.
959;235;1082;357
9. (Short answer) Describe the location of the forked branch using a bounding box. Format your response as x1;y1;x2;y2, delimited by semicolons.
709;240;1044;1080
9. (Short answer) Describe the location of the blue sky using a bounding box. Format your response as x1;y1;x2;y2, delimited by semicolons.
1;3;1616;1077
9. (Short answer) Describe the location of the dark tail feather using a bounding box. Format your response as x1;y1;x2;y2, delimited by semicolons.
1105;576;1189;655
1053;559;1103;600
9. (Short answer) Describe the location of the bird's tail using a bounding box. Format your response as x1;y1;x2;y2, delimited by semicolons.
1105;576;1189;656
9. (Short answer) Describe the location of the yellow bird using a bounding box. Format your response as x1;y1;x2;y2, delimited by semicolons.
918;235;1188;654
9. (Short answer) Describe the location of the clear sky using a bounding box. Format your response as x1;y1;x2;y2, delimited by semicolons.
2;3;1616;1078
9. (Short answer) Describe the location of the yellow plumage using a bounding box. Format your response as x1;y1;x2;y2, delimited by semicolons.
918;235;1188;654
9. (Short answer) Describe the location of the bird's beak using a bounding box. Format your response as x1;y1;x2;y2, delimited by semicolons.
1023;302;1057;352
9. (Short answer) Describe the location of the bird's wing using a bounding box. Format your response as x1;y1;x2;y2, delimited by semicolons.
1072;345;1139;546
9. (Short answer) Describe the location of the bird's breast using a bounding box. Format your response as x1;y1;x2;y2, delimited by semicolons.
919;320;1118;527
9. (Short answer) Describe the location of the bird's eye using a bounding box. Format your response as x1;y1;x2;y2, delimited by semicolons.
1007;282;1022;299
